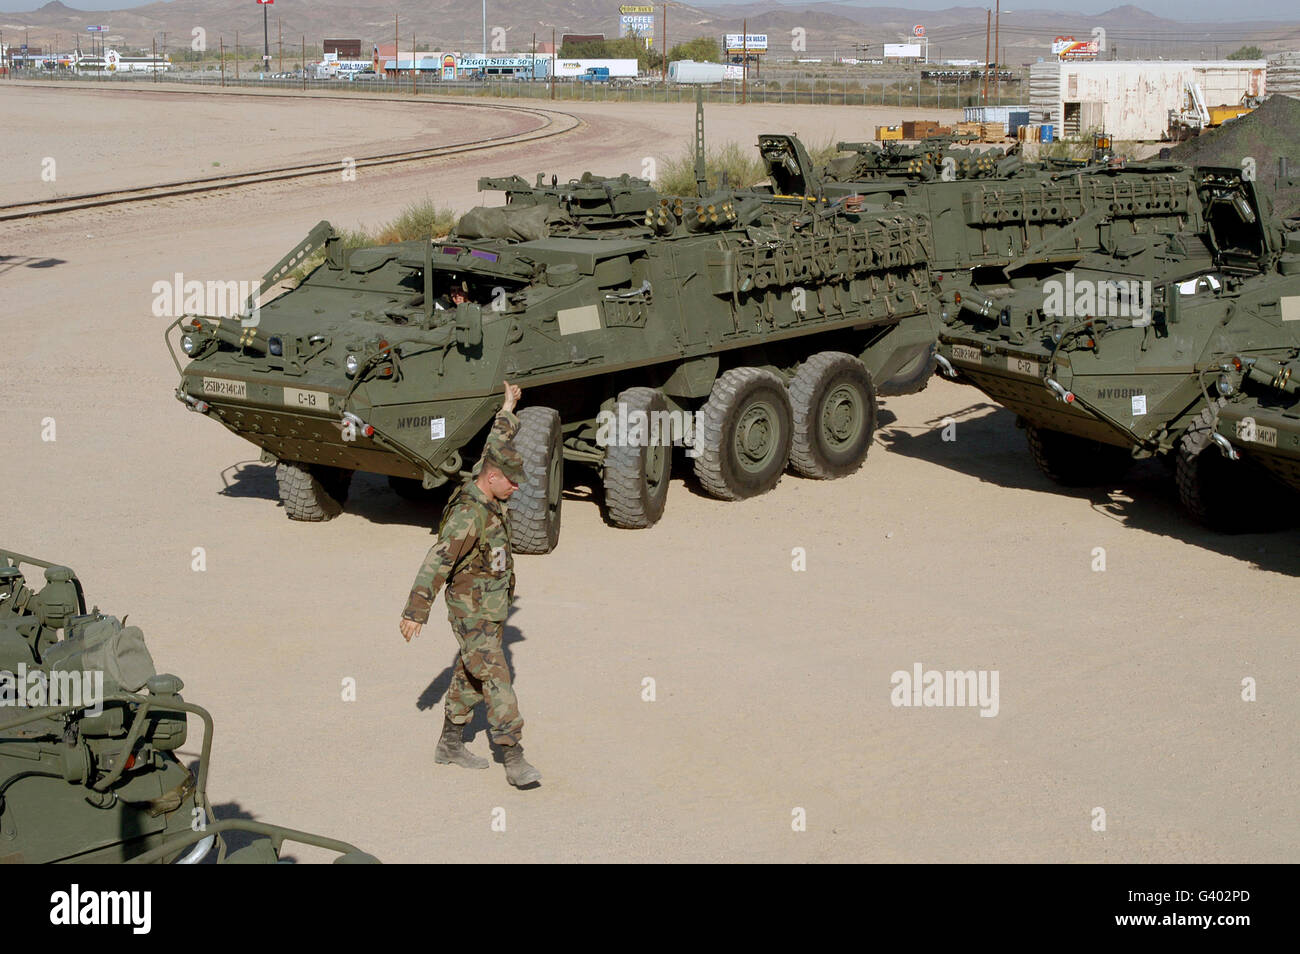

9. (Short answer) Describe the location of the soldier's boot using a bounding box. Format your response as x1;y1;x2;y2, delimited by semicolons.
435;716;489;770
501;743;541;787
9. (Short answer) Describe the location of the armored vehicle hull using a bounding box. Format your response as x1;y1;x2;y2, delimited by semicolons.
933;167;1300;527
172;165;938;552
1;548;377;863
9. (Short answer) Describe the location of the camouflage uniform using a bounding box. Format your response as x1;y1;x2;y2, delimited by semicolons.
402;410;525;746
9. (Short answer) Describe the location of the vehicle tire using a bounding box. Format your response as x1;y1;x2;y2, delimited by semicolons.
1025;425;1131;487
1175;399;1290;531
603;387;672;528
694;367;794;500
788;352;877;479
276;461;351;521
876;344;936;396
509;407;563;553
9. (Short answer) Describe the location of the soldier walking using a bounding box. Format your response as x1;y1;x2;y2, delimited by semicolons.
399;381;541;788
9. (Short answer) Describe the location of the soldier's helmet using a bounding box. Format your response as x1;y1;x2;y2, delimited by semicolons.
475;440;526;486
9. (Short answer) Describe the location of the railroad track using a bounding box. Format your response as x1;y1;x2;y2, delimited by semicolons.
0;97;581;222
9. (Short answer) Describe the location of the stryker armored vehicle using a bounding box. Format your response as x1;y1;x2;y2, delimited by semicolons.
933;166;1300;528
169;139;939;552
0;548;378;863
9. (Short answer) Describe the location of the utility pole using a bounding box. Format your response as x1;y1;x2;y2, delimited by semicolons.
482;0;487;56
412;33;416;93
152;37;157;83
220;35;225;87
982;9;990;103
261;0;270;75
235;30;239;80
993;0;1000;103
278;18;282;74
742;19;747;105
550;28;555;99
662;3;667;81
531;32;536;83
301;35;305;89
394;15;399;82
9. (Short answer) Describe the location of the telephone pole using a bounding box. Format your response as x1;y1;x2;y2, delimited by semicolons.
981;9;990;103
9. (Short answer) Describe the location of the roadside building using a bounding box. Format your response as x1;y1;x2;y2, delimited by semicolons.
1029;60;1266;140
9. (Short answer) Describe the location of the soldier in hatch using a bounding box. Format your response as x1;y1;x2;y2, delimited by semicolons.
398;381;541;788
433;279;471;312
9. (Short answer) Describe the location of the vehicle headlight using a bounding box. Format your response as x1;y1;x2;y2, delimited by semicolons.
268;335;283;357
345;353;360;376
181;334;196;355
1216;374;1235;396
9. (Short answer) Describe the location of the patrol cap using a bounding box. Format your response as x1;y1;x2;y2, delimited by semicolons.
475;440;526;486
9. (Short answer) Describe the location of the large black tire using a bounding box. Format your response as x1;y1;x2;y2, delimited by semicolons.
876;344;936;397
788;352;878;479
693;367;794;500
276;461;352;521
509;406;564;554
1025;426;1131;487
603;387;672;528
1176;399;1291;531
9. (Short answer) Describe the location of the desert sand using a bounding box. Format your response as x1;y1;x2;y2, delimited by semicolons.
1;82;1295;863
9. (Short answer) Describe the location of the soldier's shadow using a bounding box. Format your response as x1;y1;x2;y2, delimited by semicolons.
415;608;526;746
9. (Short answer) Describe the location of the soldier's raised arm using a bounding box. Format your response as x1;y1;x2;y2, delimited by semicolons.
475;380;522;472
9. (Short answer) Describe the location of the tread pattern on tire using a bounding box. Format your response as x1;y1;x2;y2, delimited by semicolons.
276;461;350;521
788;351;877;479
693;367;793;501
509;406;562;554
876;344;936;397
604;387;671;529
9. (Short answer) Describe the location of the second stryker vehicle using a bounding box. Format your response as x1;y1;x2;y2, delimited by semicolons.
934;166;1300;528
1;548;378;863
169;135;939;552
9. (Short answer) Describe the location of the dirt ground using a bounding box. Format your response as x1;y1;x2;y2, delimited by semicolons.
1;83;1296;863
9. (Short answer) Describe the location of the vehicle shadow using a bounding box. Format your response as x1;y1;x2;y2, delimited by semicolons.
878;400;1300;575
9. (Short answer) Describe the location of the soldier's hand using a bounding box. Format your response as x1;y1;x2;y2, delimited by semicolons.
501;380;522;414
400;618;423;642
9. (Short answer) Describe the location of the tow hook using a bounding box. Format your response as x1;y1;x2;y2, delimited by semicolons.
934;353;957;378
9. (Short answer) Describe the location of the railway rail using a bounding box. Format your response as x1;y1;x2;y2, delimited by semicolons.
0;92;581;222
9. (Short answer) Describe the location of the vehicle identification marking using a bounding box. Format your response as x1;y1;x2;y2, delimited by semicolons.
430;418;446;441
1281;296;1300;322
1236;421;1278;447
283;387;329;410
557;305;602;335
1006;356;1040;377
950;344;982;363
202;378;248;400
1132;394;1148;416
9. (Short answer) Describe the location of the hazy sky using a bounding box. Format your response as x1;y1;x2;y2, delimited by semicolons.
2;0;1294;21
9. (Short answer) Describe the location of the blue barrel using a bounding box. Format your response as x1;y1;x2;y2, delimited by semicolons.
1041;124;1054;143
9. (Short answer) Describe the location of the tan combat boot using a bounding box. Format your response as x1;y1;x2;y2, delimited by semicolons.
502;743;541;787
435;716;489;769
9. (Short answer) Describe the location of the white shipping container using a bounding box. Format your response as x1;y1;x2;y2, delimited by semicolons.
553;58;638;78
668;60;742;83
1029;60;1266;140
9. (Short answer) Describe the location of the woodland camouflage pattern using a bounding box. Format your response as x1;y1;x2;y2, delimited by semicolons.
445;617;523;745
402;410;520;625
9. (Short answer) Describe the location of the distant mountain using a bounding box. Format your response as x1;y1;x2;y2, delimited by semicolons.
1;0;1296;62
